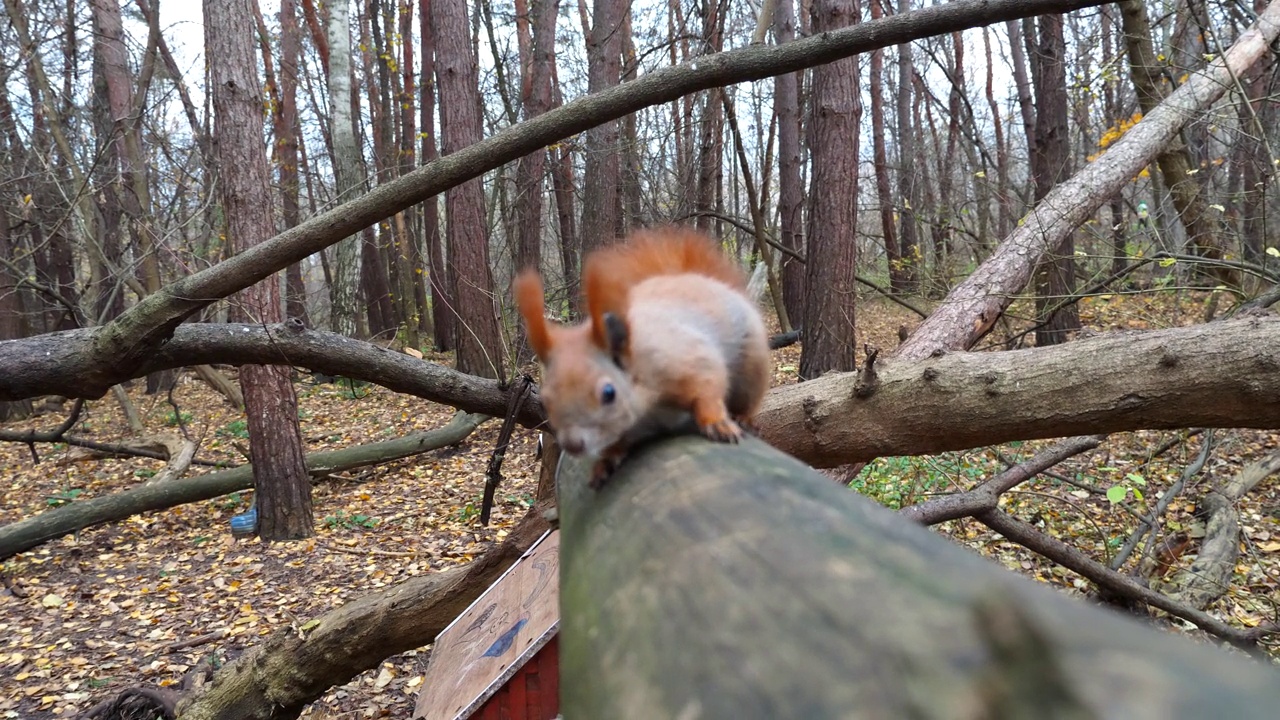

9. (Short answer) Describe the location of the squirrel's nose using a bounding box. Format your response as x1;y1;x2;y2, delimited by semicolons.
560;433;586;455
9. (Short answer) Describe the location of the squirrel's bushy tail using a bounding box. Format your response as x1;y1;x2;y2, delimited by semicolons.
583;226;747;328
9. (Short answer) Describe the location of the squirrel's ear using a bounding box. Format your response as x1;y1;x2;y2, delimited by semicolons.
601;312;629;367
514;270;553;360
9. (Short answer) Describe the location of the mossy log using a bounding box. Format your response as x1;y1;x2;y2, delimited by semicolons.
558;436;1280;718
0;412;487;560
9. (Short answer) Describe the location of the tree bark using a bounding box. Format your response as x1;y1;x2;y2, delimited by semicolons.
894;0;920;291
1119;0;1236;287
0;324;546;423
431;0;505;377
512;0;559;362
761;314;1280;468
580;0;630;250
1237;0;1275;267
205;0;315;541
559;436;1280;718
8;315;1280;476
772;0;805;321
799;0;859;379
327;0;363;335
1029;13;1081;346
419;0;455;351
869;0;901;291
279;0;310;325
89;0;162;298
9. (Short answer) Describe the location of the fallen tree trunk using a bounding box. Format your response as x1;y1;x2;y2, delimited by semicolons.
0;412;488;560
896;1;1280;359
558;435;1280;718
758;315;1280;468
6;316;1278;473
170;505;551;720
1164;446;1280;609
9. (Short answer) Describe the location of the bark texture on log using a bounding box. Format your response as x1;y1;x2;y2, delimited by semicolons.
558;435;1280;718
1164;447;1280;609
760;315;1280;468
175;508;550;720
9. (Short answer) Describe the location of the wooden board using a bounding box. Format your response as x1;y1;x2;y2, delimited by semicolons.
414;530;560;720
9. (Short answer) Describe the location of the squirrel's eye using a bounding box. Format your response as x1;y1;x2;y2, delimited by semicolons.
601;383;617;405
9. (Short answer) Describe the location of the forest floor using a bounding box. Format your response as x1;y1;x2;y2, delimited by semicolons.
2;290;1279;718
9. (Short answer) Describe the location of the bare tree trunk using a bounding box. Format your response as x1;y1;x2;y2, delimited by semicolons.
981;27;1011;242
399;0;429;343
277;0;310;325
868;0;902;291
92;0;174;393
1119;0;1236;287
327;0;363;335
0;193;32;422
512;0;560;361
1237;0;1274;267
431;0;506;378
694;0;726;237
1030;13;1080;346
549;69;581;312
724;94;791;332
773;0;806;320
619;12;642;231
895;0;920;291
799;0;859;379
1101;5;1129;280
89;0;162;298
419;0;455;351
580;0;630;250
205;0;314;540
359;0;397;340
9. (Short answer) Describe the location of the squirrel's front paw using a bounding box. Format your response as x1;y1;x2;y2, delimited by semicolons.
699;417;743;444
588;456;621;490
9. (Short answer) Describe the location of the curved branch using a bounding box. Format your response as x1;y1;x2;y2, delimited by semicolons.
974;509;1263;647
167;506;552;719
1;322;545;426
73;0;1110;396
900;435;1104;524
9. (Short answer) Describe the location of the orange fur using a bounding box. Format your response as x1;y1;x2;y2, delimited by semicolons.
514;270;553;360
512;225;771;487
582;226;747;350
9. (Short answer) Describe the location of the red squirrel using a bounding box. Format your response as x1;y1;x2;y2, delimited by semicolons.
515;227;772;487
